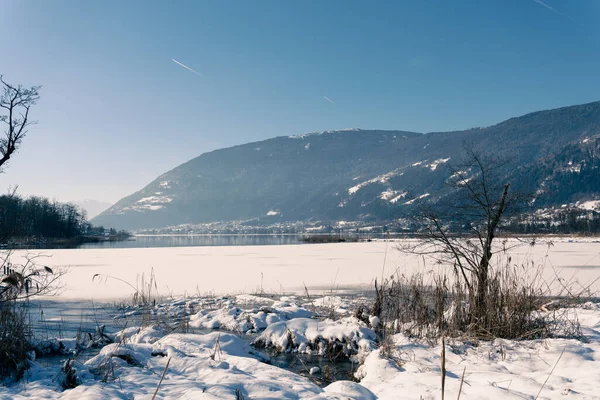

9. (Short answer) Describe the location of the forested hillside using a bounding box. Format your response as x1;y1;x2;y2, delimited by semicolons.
93;101;600;231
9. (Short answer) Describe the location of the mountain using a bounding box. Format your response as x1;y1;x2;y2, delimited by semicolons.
92;102;600;231
74;199;113;219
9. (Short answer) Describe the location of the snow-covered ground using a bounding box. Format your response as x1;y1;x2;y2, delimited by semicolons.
358;302;600;399
3;239;600;399
3;293;600;399
7;239;600;300
5;329;377;399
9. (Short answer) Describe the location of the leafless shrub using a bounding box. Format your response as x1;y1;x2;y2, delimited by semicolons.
0;298;31;381
0;251;65;381
372;257;576;342
376;147;584;343
398;146;532;332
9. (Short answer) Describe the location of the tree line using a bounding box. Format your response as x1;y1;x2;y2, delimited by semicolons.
0;193;109;242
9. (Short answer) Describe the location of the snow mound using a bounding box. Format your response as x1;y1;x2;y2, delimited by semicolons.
7;329;373;399
323;381;377;399
189;301;314;333
357;314;600;399
254;317;376;361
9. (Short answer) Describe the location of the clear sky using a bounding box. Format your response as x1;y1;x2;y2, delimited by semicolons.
1;0;599;204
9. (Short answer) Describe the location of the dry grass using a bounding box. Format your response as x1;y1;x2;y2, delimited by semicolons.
371;258;582;342
93;267;159;308
0;252;64;381
0;299;33;380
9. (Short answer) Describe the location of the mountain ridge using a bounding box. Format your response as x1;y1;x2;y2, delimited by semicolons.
92;100;600;230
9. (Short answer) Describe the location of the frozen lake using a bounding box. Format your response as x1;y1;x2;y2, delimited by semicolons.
9;238;600;300
78;234;312;249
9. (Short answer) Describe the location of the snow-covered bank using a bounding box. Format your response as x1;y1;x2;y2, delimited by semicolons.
3;328;376;399
3;294;600;399
358;302;600;399
7;240;600;300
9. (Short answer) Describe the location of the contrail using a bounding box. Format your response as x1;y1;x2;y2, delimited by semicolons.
171;58;201;76
324;96;335;104
532;0;562;16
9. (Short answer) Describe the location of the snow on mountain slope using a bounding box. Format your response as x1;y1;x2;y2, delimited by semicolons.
92;101;600;230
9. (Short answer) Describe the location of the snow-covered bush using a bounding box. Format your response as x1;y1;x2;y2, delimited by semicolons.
253;317;376;361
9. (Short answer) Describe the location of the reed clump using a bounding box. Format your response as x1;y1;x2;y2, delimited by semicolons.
1;252;64;381
371;260;582;342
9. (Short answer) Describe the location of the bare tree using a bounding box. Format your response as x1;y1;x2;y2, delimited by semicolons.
401;146;524;327
0;76;46;380
0;75;41;171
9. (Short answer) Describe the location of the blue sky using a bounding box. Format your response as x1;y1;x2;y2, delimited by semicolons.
1;0;599;204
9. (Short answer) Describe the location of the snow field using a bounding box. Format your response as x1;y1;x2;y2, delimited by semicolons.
7;239;600;300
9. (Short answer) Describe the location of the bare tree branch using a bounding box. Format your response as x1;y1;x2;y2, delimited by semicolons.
0;75;41;171
400;145;525;326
